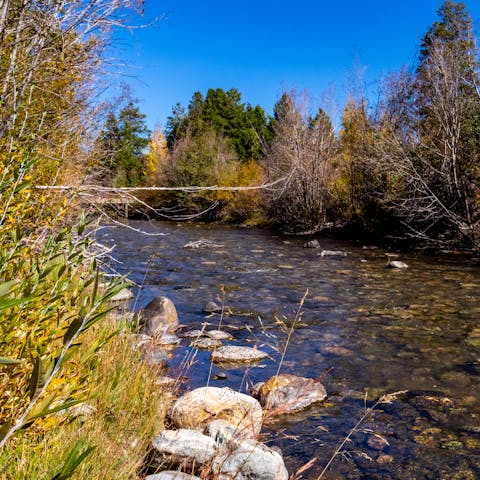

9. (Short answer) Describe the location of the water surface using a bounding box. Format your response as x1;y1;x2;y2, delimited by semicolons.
95;221;480;479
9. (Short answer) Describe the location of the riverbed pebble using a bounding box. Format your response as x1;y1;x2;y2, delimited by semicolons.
211;346;269;364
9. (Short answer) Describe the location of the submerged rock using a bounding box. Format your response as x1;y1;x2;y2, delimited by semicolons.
170;386;263;438
151;429;216;467
206;330;232;340
203;301;223;314
256;374;327;413
304;239;320;248
211;346;268;364
184;239;224;249
190;337;222;350
212;438;289;480
319;250;348;257
139;296;179;337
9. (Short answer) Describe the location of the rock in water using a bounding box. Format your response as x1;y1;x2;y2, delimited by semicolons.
385;253;408;269
320;250;348;257
184;239;224;249
139;296;179;337
108;287;134;303
256;374;327;413
151;429;216;467
170;386;263;438
202;301;223;313
304;239;320;248
211;346;268;364
212;438;289;480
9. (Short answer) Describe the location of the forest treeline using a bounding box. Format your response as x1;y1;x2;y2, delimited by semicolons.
95;1;480;250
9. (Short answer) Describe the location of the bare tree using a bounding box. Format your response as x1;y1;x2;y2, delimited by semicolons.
264;92;337;233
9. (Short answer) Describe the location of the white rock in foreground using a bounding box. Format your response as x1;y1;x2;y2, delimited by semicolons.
171;387;263;438
152;429;216;467
145;473;200;480
211;346;268;364
213;438;289;480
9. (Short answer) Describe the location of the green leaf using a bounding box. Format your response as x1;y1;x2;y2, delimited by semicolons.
29;356;54;400
63;314;85;346
0;356;21;365
51;439;95;480
0;279;16;298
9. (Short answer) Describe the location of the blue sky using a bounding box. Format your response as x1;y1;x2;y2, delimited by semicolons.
111;1;480;130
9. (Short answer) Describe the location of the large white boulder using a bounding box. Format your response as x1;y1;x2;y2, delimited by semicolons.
170;387;263;439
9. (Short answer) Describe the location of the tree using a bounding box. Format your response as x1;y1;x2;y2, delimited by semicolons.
264;92;337;233
377;1;480;247
337;98;384;227
96;100;151;187
165;88;270;162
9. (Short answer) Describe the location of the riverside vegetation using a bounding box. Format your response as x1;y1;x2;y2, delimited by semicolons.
94;1;480;252
1;0;480;479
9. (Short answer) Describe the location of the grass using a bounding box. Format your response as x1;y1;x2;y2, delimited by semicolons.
0;315;169;480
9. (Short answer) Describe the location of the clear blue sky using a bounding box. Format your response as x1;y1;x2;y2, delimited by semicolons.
111;0;480;130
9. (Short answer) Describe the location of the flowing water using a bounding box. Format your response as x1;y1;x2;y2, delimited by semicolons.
95;220;480;479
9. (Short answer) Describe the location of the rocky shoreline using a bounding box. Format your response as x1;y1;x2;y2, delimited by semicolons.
119;293;329;479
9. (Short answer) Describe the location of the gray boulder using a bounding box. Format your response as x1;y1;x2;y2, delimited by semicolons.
139;296;179;337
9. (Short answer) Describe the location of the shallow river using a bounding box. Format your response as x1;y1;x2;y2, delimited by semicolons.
96;220;480;480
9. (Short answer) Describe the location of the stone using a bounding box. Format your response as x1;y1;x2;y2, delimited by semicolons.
203;301;223;314
256;374;327;413
109;287;134;303
319;250;348;257
190;337;222;350
170;387;263;438
211;346;268;364
388;260;408;269
377;454;394;465
206;419;244;443
152;429;216;467
156;376;177;387
142;344;169;367
367;433;390;451
304;239;320;248
139;296;179;337
157;333;181;346
206;330;232;340
385;253;408;268
145;472;201;480
320;345;354;357
129;333;152;350
181;329;206;338
212;438;289;480
184;239;224;249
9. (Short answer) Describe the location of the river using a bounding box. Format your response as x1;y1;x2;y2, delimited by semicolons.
95;220;480;479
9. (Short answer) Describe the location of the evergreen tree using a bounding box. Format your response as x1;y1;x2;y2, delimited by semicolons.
96;101;151;187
